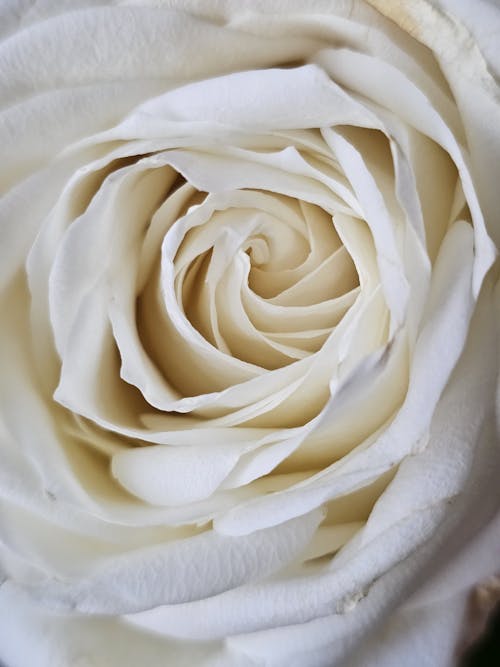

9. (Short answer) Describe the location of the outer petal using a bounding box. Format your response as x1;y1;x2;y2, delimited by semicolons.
0;582;253;667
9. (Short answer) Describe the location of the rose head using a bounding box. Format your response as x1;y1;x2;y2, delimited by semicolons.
0;1;499;666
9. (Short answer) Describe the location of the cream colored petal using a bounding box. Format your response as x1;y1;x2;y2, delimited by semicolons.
214;222;476;535
318;46;496;294
111;445;242;506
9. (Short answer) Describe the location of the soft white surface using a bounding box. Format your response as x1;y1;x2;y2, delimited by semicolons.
0;1;499;666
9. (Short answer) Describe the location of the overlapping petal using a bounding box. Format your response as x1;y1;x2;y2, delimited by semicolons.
0;1;499;666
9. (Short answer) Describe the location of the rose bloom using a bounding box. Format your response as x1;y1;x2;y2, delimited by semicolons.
0;1;499;665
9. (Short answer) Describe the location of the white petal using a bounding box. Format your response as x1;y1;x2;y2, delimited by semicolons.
111;445;241;506
116;64;377;136
27;509;324;614
0;582;242;667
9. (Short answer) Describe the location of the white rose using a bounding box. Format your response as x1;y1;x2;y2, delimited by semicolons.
0;1;499;666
